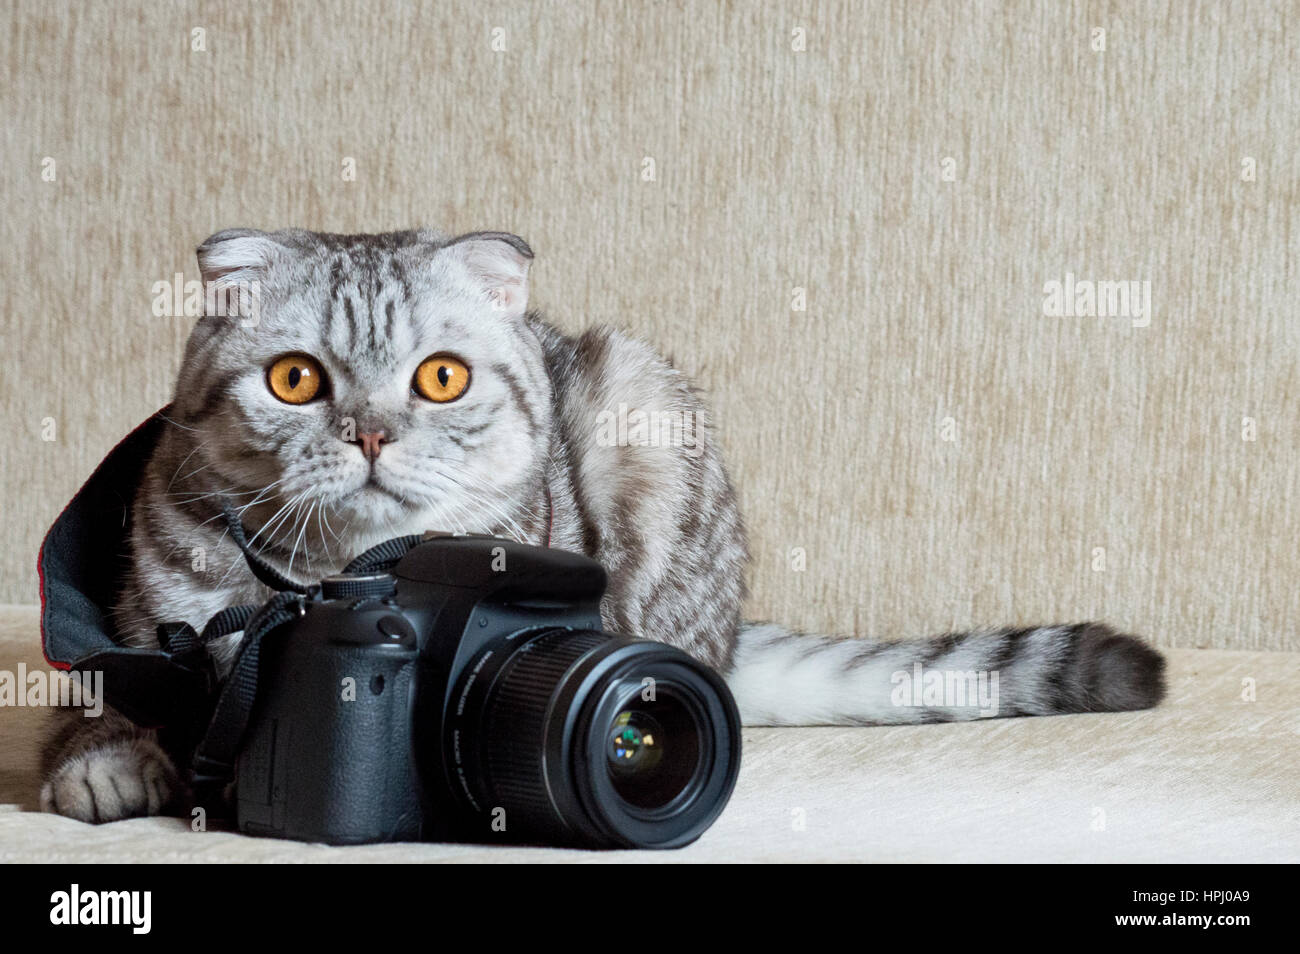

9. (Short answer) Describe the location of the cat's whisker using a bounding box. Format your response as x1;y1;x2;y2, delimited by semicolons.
158;414;197;432
195;481;290;544
267;496;311;553
214;493;304;588
431;470;534;542
314;502;335;563
319;501;342;544
174;459;217;485
151;482;280;563
203;481;292;565
232;479;290;516
163;477;284;504
287;499;318;577
247;489;310;553
434;480;514;540
166;439;211;492
160;485;237;504
213;489;309;590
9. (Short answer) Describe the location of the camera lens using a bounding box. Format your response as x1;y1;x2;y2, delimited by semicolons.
448;629;741;849
606;699;699;811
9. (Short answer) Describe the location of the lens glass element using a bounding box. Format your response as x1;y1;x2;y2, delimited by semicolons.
604;694;701;811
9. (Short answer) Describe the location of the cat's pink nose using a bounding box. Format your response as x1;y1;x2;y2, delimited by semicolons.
355;431;387;461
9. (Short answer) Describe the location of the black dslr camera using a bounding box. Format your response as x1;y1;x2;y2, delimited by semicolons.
231;533;742;849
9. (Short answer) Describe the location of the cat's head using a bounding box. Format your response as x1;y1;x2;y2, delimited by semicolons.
172;228;552;552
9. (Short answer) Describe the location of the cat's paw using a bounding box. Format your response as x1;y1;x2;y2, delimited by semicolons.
40;738;179;823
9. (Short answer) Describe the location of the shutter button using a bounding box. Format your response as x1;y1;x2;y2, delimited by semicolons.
376;614;416;641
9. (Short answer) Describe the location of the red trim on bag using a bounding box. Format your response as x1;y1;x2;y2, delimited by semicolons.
36;536;69;670
38;405;174;670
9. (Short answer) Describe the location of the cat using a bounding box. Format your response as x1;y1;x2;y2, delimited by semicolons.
41;228;1166;823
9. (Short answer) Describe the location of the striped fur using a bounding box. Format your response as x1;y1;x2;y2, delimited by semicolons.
42;228;1165;822
731;622;1165;725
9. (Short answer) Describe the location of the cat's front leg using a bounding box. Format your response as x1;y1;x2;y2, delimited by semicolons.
40;704;181;823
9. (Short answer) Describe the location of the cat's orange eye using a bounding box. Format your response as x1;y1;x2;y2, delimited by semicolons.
413;354;471;403
266;354;325;404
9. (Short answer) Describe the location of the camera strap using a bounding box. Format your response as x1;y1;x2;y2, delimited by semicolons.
187;501;315;805
217;499;311;595
343;533;425;574
189;589;306;806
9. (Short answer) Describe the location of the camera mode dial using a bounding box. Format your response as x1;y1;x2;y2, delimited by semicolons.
320;572;398;601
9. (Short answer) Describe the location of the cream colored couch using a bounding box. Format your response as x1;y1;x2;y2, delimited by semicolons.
3;608;1295;863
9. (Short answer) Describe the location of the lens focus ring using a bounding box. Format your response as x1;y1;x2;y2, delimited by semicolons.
478;629;610;833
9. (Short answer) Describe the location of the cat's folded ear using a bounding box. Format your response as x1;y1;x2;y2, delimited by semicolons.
442;231;533;318
196;228;282;290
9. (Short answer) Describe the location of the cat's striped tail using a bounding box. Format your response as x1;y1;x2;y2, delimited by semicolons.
727;621;1165;726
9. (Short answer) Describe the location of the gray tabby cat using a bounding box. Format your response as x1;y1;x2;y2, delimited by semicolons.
42;228;1165;823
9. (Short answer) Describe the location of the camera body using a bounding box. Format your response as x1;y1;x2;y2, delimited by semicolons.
235;533;742;849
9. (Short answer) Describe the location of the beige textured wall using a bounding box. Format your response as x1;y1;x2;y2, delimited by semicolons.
2;1;1296;650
